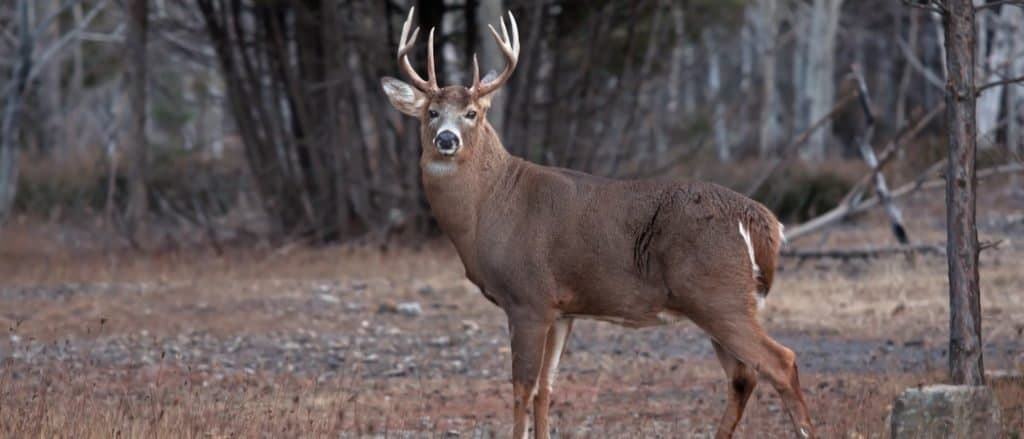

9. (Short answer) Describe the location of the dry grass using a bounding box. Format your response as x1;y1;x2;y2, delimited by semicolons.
2;182;1023;438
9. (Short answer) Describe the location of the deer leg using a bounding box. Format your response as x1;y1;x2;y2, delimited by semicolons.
534;318;573;439
508;317;552;439
711;340;758;439
703;318;814;439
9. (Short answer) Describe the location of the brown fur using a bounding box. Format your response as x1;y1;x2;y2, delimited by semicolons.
381;11;813;437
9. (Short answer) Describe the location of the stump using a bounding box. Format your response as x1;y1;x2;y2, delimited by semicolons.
890;385;1002;439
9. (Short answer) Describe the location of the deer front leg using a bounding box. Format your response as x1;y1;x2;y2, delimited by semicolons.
508;316;552;439
534;318;573;439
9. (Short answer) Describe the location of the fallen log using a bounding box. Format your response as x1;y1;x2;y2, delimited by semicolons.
851;64;910;245
782;243;944;260
781;240;1002;260
784;162;1024;242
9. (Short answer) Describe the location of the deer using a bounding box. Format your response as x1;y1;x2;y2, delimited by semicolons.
381;8;814;439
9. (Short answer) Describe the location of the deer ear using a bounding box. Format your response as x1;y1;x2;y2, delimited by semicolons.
381;77;428;116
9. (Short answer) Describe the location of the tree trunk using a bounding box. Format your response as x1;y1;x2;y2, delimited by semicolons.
975;3;1010;147
477;0;505;133
942;0;985;386
756;0;783;156
799;0;843;162
1007;7;1024;177
703;29;729;162
0;0;33;225
896;8;919;129
125;0;149;237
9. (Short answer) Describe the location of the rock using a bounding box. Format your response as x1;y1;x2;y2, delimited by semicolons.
890;384;1003;439
317;293;340;304
413;281;436;296
428;336;451;347
461;320;479;333
396;302;422;317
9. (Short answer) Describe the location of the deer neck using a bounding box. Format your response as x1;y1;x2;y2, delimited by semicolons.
420;122;513;254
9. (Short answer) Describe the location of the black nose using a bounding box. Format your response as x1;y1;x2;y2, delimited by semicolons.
435;130;460;150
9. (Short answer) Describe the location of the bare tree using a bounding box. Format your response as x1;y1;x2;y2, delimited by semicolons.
975;1;1013;147
702;28;730;161
797;0;844;162
125;0;149;238
477;0;505;133
1007;5;1024;169
0;0;32;224
756;0;783;156
942;0;984;386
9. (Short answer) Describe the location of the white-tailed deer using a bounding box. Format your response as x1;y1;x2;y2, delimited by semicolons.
381;8;814;439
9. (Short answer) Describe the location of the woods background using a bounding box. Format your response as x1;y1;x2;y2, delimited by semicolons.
0;0;1021;247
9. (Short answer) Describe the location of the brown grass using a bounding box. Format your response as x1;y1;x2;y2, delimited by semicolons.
2;182;1023;438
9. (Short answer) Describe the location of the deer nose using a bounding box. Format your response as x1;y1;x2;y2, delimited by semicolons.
434;130;461;154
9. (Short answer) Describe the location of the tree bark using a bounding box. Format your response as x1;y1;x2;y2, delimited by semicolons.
942;0;985;386
477;0;505;133
975;2;1011;147
0;0;33;225
1007;6;1024;177
125;0;149;237
757;0;783;157
703;28;729;162
799;0;843;162
895;8;919;129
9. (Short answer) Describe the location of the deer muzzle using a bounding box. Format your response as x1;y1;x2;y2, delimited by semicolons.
434;129;461;156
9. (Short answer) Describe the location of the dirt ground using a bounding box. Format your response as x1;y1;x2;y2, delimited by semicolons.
1;184;1023;438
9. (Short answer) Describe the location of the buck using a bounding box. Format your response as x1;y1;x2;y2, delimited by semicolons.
381;8;814;439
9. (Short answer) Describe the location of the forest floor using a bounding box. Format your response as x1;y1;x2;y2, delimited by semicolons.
1;183;1023;438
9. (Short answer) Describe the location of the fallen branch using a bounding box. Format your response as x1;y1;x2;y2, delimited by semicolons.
782;243;945;260
785;162;1024;242
843;103;945;207
851;64;910;244
782;240;1003;260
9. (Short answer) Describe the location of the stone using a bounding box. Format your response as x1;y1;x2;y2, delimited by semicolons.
890;384;1003;439
396;302;422;317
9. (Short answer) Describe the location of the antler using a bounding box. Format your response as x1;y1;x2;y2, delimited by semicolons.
470;11;520;97
397;7;439;94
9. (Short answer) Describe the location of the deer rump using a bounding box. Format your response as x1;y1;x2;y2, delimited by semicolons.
471;168;783;328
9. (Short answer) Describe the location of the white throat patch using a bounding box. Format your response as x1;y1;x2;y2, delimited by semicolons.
424;160;458;176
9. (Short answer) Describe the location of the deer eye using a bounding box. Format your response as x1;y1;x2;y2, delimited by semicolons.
464;111;477;120
428;110;439;119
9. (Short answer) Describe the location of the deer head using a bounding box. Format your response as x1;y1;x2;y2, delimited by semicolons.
381;7;519;163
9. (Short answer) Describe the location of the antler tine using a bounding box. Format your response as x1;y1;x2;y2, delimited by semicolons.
427;27;438;90
471;54;481;90
396;7;438;93
471;10;521;97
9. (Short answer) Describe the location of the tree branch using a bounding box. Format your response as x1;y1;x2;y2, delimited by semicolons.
897;37;946;90
784;162;1024;242
744;89;857;196
782;240;1002;260
903;0;946;14
974;0;1024;12
976;73;1024;96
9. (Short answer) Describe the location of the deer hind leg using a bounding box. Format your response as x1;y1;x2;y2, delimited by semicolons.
711;340;758;439
508;317;552;439
701;314;814;439
534;318;573;439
